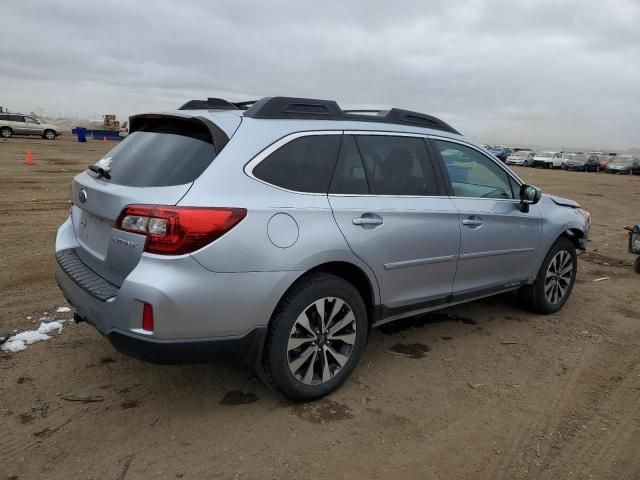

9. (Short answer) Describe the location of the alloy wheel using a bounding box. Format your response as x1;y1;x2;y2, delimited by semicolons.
287;297;357;385
544;250;574;304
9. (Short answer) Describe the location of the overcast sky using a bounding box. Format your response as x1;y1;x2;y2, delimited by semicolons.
1;0;639;149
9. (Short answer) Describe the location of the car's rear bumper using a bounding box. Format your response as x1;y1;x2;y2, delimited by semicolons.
55;217;301;366
104;323;267;365
55;249;290;367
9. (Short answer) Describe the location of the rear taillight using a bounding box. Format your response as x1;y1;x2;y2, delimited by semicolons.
115;205;246;255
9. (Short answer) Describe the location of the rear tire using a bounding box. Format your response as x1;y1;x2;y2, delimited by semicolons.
0;127;12;138
263;273;368;401
634;257;640;274
519;237;577;314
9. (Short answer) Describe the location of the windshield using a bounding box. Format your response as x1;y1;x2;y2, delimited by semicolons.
538;152;554;158
563;153;576;159
514;150;532;156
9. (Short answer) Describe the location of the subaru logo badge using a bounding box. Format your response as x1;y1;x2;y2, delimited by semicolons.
79;189;88;203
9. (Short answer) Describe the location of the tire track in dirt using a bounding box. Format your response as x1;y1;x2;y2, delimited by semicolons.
486;329;640;479
0;382;155;460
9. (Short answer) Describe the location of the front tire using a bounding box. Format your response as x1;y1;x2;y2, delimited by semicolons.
0;127;12;138
263;273;368;401
519;237;577;314
43;129;56;140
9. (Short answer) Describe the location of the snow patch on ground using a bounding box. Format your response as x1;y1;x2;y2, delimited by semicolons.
0;321;65;353
56;306;71;313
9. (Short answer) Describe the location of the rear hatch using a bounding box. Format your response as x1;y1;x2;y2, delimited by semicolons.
70;113;238;286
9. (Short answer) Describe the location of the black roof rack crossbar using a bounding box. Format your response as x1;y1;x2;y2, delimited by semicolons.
178;96;460;134
384;108;460;134
242;96;460;134
243;97;343;119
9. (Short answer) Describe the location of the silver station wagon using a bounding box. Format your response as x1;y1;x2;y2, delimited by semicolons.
55;96;591;400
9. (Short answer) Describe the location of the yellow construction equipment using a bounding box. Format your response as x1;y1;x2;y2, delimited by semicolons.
103;114;120;130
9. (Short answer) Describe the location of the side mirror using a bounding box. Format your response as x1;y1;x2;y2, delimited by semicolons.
519;184;542;213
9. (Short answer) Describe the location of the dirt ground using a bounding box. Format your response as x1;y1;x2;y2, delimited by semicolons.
1;136;639;480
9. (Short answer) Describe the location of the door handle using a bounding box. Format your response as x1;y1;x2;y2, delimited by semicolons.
462;216;483;227
352;214;383;227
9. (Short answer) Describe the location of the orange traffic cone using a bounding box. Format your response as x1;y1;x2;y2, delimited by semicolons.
24;149;34;165
636;185;640;194
102;136;108;143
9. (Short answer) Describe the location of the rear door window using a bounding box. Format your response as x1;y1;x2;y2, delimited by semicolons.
354;135;439;196
94;118;218;187
252;134;341;193
330;135;369;194
11;115;25;122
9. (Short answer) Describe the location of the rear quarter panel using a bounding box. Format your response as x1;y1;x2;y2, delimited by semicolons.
179;120;381;303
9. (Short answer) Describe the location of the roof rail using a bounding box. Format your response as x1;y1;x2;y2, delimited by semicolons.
384;108;459;134
178;98;258;111
243;96;460;134
243;97;343;118
178;96;460;134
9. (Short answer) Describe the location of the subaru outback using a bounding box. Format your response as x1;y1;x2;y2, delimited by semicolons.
55;96;591;401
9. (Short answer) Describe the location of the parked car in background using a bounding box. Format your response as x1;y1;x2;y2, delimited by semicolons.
54;96;590;401
599;154;616;171
531;151;558;168
0;113;62;139
606;155;640;174
487;146;510;162
506;150;535;166
562;154;600;172
632;162;640;175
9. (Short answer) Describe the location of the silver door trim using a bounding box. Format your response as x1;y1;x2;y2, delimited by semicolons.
384;254;458;270
244;130;344;196
459;247;535;260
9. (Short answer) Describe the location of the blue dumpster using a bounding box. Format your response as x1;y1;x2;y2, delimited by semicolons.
76;127;87;143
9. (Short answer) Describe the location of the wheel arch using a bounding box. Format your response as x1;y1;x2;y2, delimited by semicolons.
561;227;586;250
270;261;380;328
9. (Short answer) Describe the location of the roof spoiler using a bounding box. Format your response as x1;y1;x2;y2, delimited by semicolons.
178;98;257;111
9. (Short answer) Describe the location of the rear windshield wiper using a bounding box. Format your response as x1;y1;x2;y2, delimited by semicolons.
88;164;111;180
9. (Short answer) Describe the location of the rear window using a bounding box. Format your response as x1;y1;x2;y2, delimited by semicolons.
252;134;341;193
94;118;216;187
